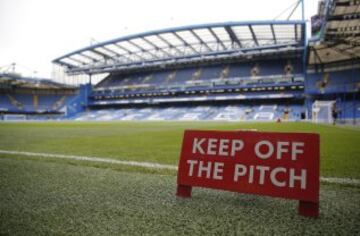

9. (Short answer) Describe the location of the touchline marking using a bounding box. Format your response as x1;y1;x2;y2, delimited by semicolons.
320;177;360;186
0;149;177;170
0;149;359;186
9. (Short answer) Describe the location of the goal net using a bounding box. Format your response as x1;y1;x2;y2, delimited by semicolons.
312;100;335;123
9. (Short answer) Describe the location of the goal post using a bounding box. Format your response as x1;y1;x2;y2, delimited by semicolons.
312;100;335;123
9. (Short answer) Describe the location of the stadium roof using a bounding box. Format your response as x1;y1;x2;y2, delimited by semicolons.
53;21;306;75
308;0;360;68
0;73;77;89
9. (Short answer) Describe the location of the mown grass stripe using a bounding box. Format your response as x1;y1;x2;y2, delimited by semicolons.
1;149;359;186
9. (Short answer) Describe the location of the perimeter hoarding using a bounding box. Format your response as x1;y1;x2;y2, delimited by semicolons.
176;130;320;217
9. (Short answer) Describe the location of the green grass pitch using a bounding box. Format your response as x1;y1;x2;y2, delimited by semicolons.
0;121;359;235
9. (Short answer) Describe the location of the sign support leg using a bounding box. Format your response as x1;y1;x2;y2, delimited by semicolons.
298;201;319;217
176;184;192;198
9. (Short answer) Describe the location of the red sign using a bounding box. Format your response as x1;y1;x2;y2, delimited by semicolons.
176;130;320;217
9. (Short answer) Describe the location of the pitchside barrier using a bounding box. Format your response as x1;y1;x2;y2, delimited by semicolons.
176;130;320;217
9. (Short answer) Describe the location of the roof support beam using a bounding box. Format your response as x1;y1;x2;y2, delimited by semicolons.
172;32;199;54
68;57;87;66
97;46;123;58
114;43;133;54
127;40;159;59
97;46;134;64
190;29;212;52
208;27;226;50
270;24;277;44
294;25;298;41
57;60;76;68
156;34;184;55
80;52;100;62
248;25;259;46
141;37;173;57
90;49;114;60
114;43;145;61
224;26;242;48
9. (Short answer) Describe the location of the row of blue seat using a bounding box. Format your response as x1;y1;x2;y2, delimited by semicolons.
97;60;303;89
72;104;306;122
0;93;76;113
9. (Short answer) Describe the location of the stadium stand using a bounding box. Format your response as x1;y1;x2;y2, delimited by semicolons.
50;20;308;122
307;0;360;123
1;0;356;124
79;55;306;122
0;73;80;120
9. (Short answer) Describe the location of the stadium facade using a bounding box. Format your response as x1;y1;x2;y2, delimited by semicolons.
1;0;359;123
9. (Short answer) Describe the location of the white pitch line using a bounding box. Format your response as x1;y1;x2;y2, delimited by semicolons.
0;149;359;187
320;177;360;186
0;149;177;170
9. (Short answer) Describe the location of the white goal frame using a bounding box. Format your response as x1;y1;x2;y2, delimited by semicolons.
312;100;335;123
3;114;27;121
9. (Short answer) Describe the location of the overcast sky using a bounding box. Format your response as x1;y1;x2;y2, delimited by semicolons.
0;0;318;78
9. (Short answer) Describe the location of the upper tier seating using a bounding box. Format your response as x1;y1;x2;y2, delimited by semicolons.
307;69;360;94
94;60;303;92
